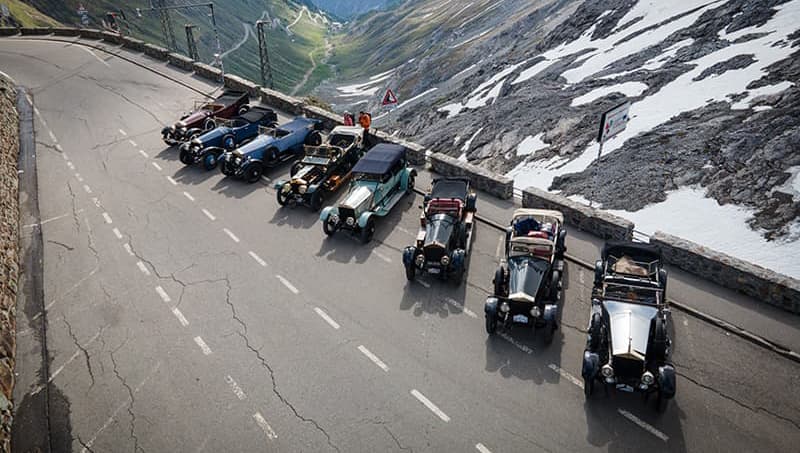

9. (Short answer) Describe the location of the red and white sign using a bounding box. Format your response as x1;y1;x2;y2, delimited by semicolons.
382;88;398;106
597;101;630;143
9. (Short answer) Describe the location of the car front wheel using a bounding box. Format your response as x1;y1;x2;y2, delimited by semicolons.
244;163;264;183
179;148;193;166
220;159;235;177
322;218;337;236
584;378;594;398
406;174;416;194
405;264;415;281
485;315;498;335
310;191;323;211
276;188;290;206
202;152;219;171
360;218;375;244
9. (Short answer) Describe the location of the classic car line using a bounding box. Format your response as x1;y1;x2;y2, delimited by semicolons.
161;98;677;411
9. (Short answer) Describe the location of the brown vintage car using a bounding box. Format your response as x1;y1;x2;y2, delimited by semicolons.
161;90;249;146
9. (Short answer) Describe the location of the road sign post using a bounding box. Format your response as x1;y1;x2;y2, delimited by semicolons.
591;101;630;208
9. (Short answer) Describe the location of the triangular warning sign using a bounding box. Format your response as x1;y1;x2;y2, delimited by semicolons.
382;89;398;106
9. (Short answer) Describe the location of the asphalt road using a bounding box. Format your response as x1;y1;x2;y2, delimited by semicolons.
3;37;800;453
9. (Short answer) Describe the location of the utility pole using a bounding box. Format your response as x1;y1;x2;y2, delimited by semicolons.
256;20;274;89
155;0;178;51
185;23;199;60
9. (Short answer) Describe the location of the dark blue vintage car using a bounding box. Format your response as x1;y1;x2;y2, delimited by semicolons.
220;117;322;183
178;106;278;171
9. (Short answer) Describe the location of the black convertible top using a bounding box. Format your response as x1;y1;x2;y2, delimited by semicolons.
238;106;277;124
215;90;247;104
603;241;662;263
430;177;469;201
352;143;405;175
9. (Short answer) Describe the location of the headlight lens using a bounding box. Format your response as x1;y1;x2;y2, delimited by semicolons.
192;138;201;145
298;184;308;194
641;371;655;385
345;217;355;226
601;364;614;378
441;255;451;266
500;302;510;313
330;214;340;224
282;183;291;192
530;306;541;317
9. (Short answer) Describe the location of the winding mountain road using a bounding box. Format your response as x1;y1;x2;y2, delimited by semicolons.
3;36;799;453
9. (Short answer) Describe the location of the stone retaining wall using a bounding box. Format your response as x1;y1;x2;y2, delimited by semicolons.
192;62;222;83
120;36;146;53
652;231;800;314
167;52;194;71
0;28;17;37
522;186;634;241
260;88;304;115
223;74;260;98
0;75;19;453
51;28;80;37
429;153;514;200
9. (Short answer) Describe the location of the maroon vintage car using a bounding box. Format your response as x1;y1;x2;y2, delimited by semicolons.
161;90;249;146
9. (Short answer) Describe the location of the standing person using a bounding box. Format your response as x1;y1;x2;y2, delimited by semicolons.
343;111;354;126
358;111;372;146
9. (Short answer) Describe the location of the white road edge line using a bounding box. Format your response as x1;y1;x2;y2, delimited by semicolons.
193;336;212;355
48;130;58;143
183;191;195;202
357;345;389;372
276;275;299;295
248;251;267;267
139;150;149;158
314;307;340;329
618;409;669;442
122;243;134;256
476;443;493;453
253;412;278;440
152;162;163;171
443;297;478;318
102;212;112;224
172;307;189;327
112;228;123;239
224;375;247;400
223;228;240;243
66;161;75;170
136;261;151;276
81;46;110;67
155;286;171;303
410;389;450;422
201;208;216;221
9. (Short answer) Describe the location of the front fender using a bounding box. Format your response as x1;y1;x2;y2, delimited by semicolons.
451;249;466;270
484;296;499;317
161;126;171;136
401;168;417;190
357;211;373;229
658;364;676;399
582;351;600;380
402;246;417;267
320;206;336;222
201;146;225;156
543;303;559;323
273;179;289;190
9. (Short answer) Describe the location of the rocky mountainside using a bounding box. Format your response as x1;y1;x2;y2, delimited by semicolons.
320;0;800;267
308;0;396;19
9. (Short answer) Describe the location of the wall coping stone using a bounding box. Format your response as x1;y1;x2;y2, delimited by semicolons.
430;152;513;199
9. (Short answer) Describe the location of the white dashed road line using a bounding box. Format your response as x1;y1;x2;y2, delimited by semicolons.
172;307;189;327
136;261;151;276
202;208;216;221
67;161;75;170
102;212;113;224
248;251;267;267
618;409;669;442
75;174;84;182
253;412;278;440
476;443;493;453
55;144;63;152
83;184;92;194
119;129;127;136
314;307;340;329
410;389;450;422
183;191;195;202
548;363;584;389
128;139;138;147
139;150;149;158
48;130;58;142
166;176;177;185
276;275;299;294
223;228;240;243
498;332;534;355
224;375;247;400
193;336;213;355
357;345;389;372
112;228;123;239
152;162;163;171
155;286;171;303
123;243;134;256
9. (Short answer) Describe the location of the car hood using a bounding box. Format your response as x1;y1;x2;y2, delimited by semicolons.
237;135;278;156
424;214;455;248
507;256;549;304
341;183;375;211
180;110;210;127
197;127;229;144
604;300;658;361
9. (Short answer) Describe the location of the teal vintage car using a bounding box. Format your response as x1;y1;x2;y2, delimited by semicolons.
320;143;416;243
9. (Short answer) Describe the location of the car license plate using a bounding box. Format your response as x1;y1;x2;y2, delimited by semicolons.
512;315;528;324
428;268;441;274
616;384;634;393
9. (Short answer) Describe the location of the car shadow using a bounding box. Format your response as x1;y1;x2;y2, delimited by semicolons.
170;165;220;187
584;388;687;452
398;270;470;320
269;204;319;230
483;327;563;385
156;146;181;163
210;177;264;199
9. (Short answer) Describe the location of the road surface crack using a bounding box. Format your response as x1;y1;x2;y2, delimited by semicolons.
383;425;412;453
75;435;95;453
78;74;163;125
502;427;555;453
48;240;75;251
110;334;144;453
678;371;800;431
63;318;95;390
67;181;81;232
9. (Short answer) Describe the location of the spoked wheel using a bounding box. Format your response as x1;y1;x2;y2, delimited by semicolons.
220;159;235;176
204;118;216;130
360;218;375;244
406;174;416;194
276;187;291;206
179;149;193;165
322;218;337;236
244;163;264;184
485;315;498;335
202;152;219;171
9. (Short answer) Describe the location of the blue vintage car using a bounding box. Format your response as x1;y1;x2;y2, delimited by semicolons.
320;143;416;243
179;106;277;171
220;117;323;183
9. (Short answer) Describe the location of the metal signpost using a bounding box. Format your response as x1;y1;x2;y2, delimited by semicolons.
77;4;90;27
591;101;630;207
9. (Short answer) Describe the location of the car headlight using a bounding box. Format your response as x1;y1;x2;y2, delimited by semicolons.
641;371;655;385
500;302;510;313
601;364;614;378
298;184;308;194
192;138;202;145
330;214;340;224
441;255;451;266
282;183;291;192
415;254;425;267
345;217;355;226
530;306;541;317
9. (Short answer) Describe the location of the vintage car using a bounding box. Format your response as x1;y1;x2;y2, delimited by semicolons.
161;90;249;146
484;209;567;343
319;143;416;243
219;117;323;183
274;126;365;210
178;106;278;170
402;178;477;284
582;241;675;409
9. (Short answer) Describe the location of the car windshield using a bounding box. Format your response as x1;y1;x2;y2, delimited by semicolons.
603;283;660;305
424;214;455;247
329;133;355;148
354;172;384;183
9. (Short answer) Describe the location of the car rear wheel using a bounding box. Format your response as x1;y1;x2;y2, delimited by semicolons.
485;315;498;335
202;152;219;171
244;163;264;184
204;118;216;130
549;270;561;301
179;148;193;166
360;218;375;244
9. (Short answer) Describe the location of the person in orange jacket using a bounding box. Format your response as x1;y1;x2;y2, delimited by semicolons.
358;111;372;146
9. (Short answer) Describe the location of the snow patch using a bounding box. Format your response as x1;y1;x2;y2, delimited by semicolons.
570;82;649;106
516;133;548;156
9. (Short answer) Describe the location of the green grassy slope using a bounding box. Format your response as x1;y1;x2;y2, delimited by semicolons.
0;0;60;27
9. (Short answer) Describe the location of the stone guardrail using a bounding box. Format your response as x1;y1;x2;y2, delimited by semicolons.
4;27;800;314
522;186;634;241
652;232;800;314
